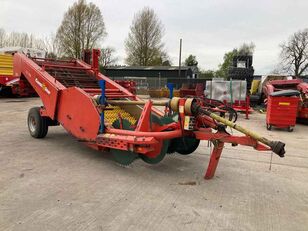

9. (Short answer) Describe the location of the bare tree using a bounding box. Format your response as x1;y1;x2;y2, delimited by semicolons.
0;28;47;51
100;47;118;68
56;0;106;59
43;33;62;58
0;28;6;47
280;29;308;76
125;7;166;66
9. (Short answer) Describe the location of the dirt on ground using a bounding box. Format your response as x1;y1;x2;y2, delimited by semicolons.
0;97;307;231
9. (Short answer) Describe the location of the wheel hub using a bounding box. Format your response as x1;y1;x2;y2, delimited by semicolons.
28;116;37;133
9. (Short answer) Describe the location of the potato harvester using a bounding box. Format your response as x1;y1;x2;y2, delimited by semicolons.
13;49;286;179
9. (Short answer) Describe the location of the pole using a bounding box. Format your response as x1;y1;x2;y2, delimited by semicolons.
167;83;174;99
230;78;233;106
178;38;182;77
245;94;249;120
99;80;106;133
106;100;168;106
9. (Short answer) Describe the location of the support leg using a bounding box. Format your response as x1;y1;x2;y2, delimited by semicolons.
204;141;224;179
245;94;250;120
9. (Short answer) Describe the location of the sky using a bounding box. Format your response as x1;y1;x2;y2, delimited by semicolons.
1;0;308;74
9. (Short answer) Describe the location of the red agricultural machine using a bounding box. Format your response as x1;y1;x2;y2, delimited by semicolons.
13;49;286;179
114;80;136;94
0;47;45;96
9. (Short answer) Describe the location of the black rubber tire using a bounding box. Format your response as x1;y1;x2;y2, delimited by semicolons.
288;127;294;132
266;124;272;131
27;107;48;138
228;67;254;77
228;67;254;90
0;86;14;97
175;137;200;155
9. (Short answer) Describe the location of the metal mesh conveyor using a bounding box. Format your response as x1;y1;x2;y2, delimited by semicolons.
32;58;133;99
34;59;99;89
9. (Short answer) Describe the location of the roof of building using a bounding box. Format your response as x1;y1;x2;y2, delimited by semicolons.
105;66;197;71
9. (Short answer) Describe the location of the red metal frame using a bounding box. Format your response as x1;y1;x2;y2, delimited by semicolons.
205;141;224;179
231;95;253;118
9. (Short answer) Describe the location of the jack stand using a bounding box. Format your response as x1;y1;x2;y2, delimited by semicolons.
204;141;224;179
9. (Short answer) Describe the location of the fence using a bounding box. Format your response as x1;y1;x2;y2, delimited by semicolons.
109;76;209;90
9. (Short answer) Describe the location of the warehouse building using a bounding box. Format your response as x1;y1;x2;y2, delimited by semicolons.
104;66;199;79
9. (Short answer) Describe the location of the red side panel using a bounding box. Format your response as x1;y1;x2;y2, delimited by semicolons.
57;87;100;141
298;107;308;119
13;53;65;119
0;75;15;85
266;96;299;127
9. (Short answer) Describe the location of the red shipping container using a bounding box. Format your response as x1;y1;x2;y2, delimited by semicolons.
266;95;299;132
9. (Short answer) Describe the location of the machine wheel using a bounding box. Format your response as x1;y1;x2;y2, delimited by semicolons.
27;107;48;138
288;126;294;132
112;119;133;130
266;124;272;131
172;137;200;155
151;114;175;126
140;140;170;164
111;119;138;165
110;149;138;166
152;115;176;154
167;141;177;154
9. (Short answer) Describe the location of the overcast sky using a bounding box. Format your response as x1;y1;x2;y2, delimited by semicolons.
1;0;308;74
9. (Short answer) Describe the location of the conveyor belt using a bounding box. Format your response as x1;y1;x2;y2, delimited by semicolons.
33;58;132;99
105;105;137;125
45;67;99;89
